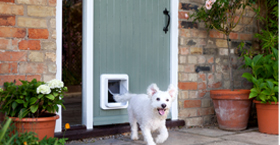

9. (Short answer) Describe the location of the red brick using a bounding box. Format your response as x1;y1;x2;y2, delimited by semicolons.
0;62;17;73
0;0;14;2
178;11;189;20
179;2;182;9
49;0;56;6
179;82;197;90
198;73;206;81
0;75;25;86
178;21;182;28
19;63;45;74
208;82;222;88
28;28;49;39
26;75;41;82
233;16;239;23
0;38;9;50
184;100;201;108
209;31;224;38
0;15;15;26
240;33;253;41
229;32;238;40
197;107;214;116
198;82;206;90
19;40;40;50
0;51;27;61
198;90;207;98
0;27;25;38
207;57;214;63
185;64;195;72
179;47;189;55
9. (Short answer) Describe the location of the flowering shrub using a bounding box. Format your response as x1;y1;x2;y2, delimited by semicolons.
191;0;256;90
0;79;67;118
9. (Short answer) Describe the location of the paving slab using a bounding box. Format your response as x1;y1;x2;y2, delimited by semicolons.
161;130;221;145
66;138;138;145
206;140;253;145
179;127;236;137
222;132;279;145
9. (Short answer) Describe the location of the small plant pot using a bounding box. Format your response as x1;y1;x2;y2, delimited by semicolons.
210;89;252;131
10;113;59;140
254;100;278;135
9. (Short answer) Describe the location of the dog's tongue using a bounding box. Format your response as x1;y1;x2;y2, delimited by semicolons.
158;109;165;115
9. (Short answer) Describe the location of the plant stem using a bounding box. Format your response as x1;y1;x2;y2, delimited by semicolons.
226;35;234;91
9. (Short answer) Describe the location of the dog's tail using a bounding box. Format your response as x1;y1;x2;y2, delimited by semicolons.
113;93;132;102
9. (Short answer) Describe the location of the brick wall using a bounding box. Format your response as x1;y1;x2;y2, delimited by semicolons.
0;0;56;86
178;0;255;126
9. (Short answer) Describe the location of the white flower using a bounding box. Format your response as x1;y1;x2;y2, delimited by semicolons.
37;85;51;94
47;79;64;89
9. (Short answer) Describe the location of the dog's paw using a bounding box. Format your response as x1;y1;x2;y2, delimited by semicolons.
155;136;167;144
131;134;139;140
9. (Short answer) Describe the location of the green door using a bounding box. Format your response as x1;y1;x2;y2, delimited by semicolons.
93;0;170;125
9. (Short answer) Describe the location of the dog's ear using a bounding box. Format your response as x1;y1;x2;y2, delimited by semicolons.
147;83;159;97
167;84;177;100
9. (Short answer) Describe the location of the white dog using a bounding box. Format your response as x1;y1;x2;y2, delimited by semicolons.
114;83;177;145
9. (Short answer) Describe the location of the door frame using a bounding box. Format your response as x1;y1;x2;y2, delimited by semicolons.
55;0;179;131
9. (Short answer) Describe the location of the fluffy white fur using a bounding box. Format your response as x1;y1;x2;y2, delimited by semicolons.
114;83;177;145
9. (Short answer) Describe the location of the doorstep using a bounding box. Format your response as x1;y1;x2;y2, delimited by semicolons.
55;119;185;141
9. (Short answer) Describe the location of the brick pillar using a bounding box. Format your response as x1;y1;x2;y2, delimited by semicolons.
178;0;255;127
0;0;57;86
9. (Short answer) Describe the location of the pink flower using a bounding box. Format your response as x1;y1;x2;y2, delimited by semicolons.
205;0;216;10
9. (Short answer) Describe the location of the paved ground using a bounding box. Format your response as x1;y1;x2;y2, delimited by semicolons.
66;126;278;145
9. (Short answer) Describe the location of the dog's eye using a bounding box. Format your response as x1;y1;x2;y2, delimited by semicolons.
166;99;169;102
156;98;160;101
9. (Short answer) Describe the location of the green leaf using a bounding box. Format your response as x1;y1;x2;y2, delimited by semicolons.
29;97;38;105
38;94;44;99
242;73;253;82
12;102;18;109
46;94;55;100
30;104;39;113
53;92;59;97
23;101;28;108
261;90;271;95
259;94;266;102
250;88;258;93
266;80;274;90
272;96;278;103
252;54;263;65
249;92;258;98
274;86;278;92
19;108;28;118
15;99;25;104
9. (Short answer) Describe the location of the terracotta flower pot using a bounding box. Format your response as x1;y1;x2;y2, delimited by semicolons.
254;100;278;135
10;113;59;140
210;89;252;131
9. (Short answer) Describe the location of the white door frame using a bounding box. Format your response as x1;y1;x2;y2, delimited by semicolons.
55;0;178;131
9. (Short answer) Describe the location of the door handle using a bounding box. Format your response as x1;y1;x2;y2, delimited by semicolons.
163;8;170;34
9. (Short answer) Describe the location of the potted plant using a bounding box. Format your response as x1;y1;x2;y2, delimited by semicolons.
191;0;256;130
241;0;278;134
0;79;67;140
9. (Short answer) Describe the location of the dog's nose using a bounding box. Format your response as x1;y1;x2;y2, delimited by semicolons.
161;104;166;108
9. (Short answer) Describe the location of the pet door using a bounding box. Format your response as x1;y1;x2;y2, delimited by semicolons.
100;74;129;110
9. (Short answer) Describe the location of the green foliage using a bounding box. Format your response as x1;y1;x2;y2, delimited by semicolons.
0;118;68;145
242;48;278;103
39;136;68;145
239;0;278;57
0;79;67;118
0;118;17;144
